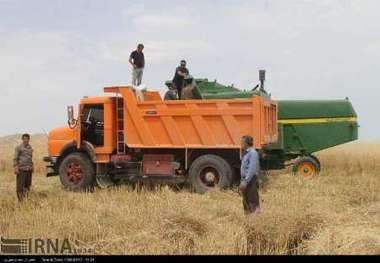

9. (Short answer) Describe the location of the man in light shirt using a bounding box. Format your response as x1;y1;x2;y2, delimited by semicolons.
239;135;260;214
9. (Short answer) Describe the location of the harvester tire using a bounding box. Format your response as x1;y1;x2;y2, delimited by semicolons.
292;156;320;177
310;155;321;170
188;154;233;194
59;152;96;192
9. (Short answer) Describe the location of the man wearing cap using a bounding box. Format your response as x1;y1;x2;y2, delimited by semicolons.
129;43;145;86
172;60;189;99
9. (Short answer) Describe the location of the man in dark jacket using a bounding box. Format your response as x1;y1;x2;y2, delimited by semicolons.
172;60;189;99
13;134;34;201
239;135;260;214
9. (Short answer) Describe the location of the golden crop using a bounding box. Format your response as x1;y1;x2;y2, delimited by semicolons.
0;135;379;255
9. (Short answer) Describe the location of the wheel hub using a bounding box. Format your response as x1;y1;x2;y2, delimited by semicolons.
66;162;84;184
298;162;315;177
200;167;220;188
205;171;216;183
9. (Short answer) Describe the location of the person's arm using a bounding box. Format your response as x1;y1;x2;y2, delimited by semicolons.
129;52;136;68
177;68;187;77
239;154;249;191
31;148;34;173
13;146;20;174
242;151;258;185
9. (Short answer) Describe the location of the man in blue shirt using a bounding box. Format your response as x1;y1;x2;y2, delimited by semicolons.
240;135;260;214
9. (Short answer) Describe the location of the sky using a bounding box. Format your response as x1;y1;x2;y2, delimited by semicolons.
0;0;379;140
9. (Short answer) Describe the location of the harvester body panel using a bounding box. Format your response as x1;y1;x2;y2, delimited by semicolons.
192;79;359;156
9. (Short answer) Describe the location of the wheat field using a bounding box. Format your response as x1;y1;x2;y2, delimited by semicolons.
0;134;379;255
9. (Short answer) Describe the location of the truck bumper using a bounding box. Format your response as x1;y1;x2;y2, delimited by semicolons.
43;156;59;177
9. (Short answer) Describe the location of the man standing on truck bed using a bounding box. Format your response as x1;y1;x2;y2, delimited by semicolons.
13;134;34;201
172;60;189;99
240;135;260;214
129;43;145;86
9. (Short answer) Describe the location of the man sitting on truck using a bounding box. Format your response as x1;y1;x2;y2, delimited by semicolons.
163;81;178;100
172;60;189;99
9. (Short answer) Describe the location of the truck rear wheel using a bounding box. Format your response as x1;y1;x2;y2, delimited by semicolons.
59;152;96;191
188;154;233;194
292;156;320;177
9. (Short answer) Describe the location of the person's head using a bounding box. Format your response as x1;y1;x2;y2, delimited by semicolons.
21;133;30;145
241;135;254;151
180;60;186;67
137;43;144;52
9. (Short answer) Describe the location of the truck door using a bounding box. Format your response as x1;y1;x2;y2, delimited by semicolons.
80;100;115;163
81;104;105;147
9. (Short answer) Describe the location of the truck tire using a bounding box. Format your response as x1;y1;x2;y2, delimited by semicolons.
292;156;320;177
59;152;96;191
188;154;233;194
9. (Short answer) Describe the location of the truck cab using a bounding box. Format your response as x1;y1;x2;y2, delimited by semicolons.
44;96;116;189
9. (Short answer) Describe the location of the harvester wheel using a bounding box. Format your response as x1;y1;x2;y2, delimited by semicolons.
59;152;96;191
188;154;233;194
292;156;320;177
310;155;321;170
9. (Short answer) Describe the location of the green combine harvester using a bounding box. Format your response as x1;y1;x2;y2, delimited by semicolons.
165;70;358;177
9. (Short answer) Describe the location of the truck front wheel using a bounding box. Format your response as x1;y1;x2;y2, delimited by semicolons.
59;152;96;191
188;154;233;194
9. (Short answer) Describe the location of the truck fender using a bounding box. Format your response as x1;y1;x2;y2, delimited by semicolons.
81;140;97;163
59;141;76;158
58;140;96;164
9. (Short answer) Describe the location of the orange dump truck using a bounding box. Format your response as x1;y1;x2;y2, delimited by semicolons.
43;86;278;193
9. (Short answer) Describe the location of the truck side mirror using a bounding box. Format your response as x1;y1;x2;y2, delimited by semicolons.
67;106;77;128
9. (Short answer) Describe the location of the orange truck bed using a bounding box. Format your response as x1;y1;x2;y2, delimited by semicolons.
104;87;278;149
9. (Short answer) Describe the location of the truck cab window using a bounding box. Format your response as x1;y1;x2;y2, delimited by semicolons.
81;104;104;147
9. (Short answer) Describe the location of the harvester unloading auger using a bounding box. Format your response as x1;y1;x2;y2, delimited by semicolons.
164;70;358;177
